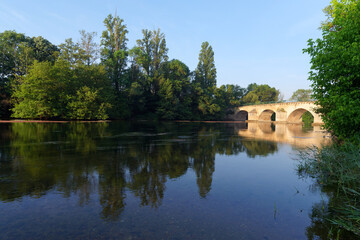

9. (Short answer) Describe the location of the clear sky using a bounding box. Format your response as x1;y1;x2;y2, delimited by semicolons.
1;0;329;99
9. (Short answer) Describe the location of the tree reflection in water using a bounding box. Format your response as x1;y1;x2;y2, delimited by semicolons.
0;121;281;220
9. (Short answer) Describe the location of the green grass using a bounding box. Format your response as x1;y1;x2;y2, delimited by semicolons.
297;142;360;238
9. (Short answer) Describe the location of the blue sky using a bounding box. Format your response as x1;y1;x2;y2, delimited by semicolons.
1;0;329;99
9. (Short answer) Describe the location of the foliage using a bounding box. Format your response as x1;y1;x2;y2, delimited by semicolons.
194;41;216;90
0;31;60;118
192;41;221;119
1;15;279;121
303;0;360;142
101;14;129;94
59;38;87;66
79;30;99;66
289;89;313;102
302;111;314;127
11;60;72;119
28;36;58;63
213;84;246;117
132;29;168;96
67;86;111;120
0;31;29;117
126;29;169;117
242;83;280;104
11;60;113;120
156;59;192;120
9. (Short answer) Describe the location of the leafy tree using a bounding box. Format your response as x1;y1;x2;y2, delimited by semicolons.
11;59;113;120
59;32;98;67
28;36;58;63
67;86;111;120
0;31;59;118
128;29;168;116
194;41;216;90
214;84;246;117
157;59;192;119
133;29;168;93
101;14;129;94
303;0;360;141
59;38;87;66
192;41;220;119
0;31;29;117
125;55;148;116
79;30;99;66
289;89;313;102
12;60;73;119
0;31;32;81
302;111;314;127
242;83;280;104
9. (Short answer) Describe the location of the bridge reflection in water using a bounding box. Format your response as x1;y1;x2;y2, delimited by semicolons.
234;122;331;147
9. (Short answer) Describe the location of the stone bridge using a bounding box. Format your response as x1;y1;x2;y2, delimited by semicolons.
228;101;323;125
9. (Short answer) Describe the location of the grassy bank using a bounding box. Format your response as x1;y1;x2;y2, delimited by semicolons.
297;141;360;238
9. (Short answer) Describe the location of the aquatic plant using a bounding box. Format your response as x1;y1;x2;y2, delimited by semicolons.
297;142;360;238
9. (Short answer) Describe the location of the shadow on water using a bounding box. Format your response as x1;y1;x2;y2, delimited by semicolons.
0;121;347;239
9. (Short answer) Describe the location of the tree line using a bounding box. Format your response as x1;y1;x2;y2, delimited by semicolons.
0;14;282;120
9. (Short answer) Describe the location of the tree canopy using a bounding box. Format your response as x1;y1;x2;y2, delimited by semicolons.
304;0;360;141
242;83;280;104
289;89;313;102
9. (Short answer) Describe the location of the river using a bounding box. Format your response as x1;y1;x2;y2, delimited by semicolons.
0;121;334;239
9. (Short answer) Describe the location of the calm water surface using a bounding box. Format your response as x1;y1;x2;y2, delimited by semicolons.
0;121;332;239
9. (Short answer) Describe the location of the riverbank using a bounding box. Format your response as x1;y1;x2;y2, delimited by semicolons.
0;120;110;123
297;142;360;238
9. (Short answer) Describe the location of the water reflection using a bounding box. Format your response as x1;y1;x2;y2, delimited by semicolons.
236;122;331;147
0;121;335;238
0;122;236;219
0;122;330;216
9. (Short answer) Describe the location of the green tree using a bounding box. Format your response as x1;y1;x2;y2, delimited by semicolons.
289;89;313;102
303;0;360;141
59;38;86;66
157;59;192;119
67;86;111;120
71;64;115;119
11;60;73;119
133;29;168;93
11;60;113;120
192;41;220;119
213;84;246;117
0;31;29;117
194;41;216;90
0;31;59;118
128;29;168;116
79;30;99;66
28;36;58;63
101;14;129;94
242;83;280;104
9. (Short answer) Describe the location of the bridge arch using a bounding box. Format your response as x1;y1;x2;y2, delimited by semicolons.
259;109;275;121
235;110;248;121
230;102;323;125
287;108;314;123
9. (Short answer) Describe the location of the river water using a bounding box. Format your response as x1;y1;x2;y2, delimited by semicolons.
0;121;332;239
